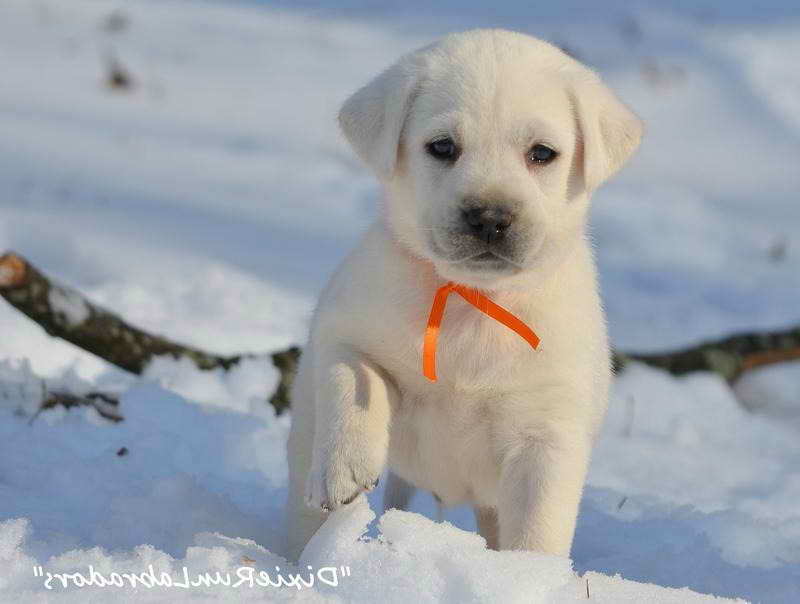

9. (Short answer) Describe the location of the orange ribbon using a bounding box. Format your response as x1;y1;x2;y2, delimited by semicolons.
423;282;540;381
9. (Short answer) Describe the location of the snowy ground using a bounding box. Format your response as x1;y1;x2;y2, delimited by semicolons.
0;0;798;602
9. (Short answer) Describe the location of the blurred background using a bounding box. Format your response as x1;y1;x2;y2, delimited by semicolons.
1;0;798;377
0;1;798;601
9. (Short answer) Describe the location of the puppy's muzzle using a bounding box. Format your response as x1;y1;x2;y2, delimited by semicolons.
461;202;515;245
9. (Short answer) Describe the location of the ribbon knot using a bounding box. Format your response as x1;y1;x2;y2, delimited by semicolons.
423;282;540;381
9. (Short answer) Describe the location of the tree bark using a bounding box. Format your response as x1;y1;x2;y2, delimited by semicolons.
2;251;798;414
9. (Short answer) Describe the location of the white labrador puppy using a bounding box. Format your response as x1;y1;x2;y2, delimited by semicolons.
286;29;641;561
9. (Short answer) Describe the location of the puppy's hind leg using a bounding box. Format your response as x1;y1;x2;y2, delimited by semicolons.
474;506;499;550
382;471;415;512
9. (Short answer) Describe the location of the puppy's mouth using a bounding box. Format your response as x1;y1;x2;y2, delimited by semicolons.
442;248;524;277
472;251;502;262
457;250;504;263
427;232;524;274
458;250;520;271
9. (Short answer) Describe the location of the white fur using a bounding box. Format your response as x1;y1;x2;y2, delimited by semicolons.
286;29;641;561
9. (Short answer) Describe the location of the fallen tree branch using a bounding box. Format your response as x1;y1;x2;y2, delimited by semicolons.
0;252;242;373
613;326;800;382
2;251;798;414
0;251;298;413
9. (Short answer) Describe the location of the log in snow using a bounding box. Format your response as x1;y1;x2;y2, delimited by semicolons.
0;251;299;413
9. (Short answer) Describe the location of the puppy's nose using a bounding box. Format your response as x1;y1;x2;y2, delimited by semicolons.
462;206;514;244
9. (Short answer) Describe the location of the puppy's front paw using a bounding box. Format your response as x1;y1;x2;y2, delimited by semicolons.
305;442;382;512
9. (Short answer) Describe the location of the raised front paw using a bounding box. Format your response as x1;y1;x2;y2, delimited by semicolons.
305;442;382;512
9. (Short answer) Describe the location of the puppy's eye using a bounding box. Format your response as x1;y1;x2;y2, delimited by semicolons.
426;138;459;161
528;144;557;164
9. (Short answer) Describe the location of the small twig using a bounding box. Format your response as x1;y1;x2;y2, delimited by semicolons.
106;56;133;90
768;236;787;263
102;10;130;34
31;390;123;423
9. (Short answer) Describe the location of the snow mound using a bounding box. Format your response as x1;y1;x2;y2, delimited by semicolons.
2;359;798;602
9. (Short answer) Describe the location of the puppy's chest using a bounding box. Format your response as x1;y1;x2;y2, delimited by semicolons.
368;295;542;389
387;383;501;506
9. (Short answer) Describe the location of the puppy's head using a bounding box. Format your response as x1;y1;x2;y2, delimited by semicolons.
339;29;641;288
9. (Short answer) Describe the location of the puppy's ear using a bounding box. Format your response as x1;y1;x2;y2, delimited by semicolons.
571;75;642;192
338;60;420;180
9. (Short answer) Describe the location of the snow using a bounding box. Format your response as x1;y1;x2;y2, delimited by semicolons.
143;355;280;415
734;363;800;418
0;0;798;602
48;284;91;327
3;360;760;602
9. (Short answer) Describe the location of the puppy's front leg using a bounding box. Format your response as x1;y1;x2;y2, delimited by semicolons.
496;420;591;556
305;346;396;512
